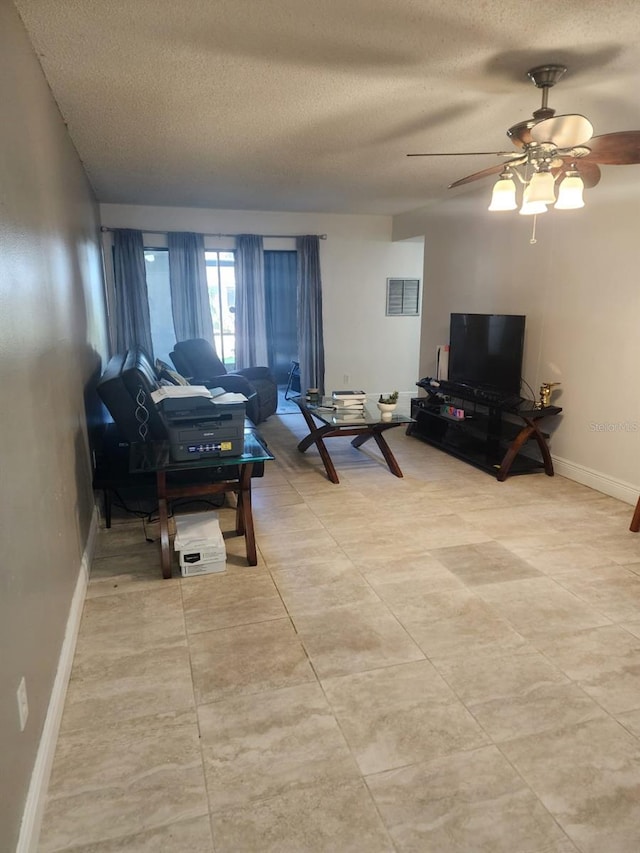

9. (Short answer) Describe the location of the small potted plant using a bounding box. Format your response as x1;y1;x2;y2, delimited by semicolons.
377;390;399;419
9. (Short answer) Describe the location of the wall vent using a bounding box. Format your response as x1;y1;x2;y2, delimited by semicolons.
386;278;420;316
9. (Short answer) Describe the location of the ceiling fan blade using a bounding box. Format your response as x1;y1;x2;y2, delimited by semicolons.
448;157;526;189
574;160;601;188
586;131;640;165
530;115;594;148
553;159;602;188
407;151;510;157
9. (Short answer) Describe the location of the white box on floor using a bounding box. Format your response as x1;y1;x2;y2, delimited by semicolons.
178;543;226;566
174;512;223;546
174;512;226;576
179;556;227;577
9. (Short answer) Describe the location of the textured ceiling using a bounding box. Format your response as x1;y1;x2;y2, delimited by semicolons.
14;0;640;215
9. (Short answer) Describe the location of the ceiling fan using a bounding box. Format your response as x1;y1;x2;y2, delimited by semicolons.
408;64;640;215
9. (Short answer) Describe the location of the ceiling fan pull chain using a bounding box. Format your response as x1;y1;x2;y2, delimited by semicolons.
530;215;538;245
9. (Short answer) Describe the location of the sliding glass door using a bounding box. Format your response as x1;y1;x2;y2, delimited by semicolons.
205;251;236;368
144;246;298;380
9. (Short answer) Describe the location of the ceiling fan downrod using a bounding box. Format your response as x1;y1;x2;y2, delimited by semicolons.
507;64;568;146
528;64;567;121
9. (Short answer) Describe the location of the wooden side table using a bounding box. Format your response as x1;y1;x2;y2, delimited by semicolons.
130;430;274;578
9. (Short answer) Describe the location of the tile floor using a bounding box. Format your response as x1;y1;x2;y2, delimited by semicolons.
38;414;640;852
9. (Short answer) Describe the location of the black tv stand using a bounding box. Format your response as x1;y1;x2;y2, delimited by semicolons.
408;379;562;480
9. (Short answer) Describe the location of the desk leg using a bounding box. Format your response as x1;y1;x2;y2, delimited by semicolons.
103;489;112;529
351;426;404;478
237;463;257;565
630;496;640;532
156;471;172;579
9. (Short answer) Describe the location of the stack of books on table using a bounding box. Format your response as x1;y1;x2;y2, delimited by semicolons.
331;390;367;418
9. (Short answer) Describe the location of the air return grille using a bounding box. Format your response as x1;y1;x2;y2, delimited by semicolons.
386;278;420;316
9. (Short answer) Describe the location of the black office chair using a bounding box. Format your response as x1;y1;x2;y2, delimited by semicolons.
284;361;301;399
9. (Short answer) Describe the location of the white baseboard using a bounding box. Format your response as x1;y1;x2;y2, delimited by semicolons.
16;505;98;853
552;455;638;506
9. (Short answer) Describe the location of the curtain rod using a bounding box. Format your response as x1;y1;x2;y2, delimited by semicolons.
100;226;327;239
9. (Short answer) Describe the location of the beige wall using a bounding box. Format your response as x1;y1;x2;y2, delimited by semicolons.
393;177;640;501
0;2;109;849
100;204;424;398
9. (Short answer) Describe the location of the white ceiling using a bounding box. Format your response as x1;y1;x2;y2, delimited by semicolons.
13;0;640;215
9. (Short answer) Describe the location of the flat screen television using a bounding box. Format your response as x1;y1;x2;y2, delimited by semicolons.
448;313;525;397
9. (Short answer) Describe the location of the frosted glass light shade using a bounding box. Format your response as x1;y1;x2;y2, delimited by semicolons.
519;184;548;215
519;200;547;215
527;169;556;204
488;176;517;211
555;173;585;209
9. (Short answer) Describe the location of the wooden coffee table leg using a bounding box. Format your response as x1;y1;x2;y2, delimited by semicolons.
297;420;340;484
371;428;404;478
294;403;342;483
630;496;640;532
313;435;340;483
352;426;404;478
297;406;323;451
350;431;372;449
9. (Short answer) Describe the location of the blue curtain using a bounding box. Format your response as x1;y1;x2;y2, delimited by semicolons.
296;236;325;395
235;234;269;368
167;231;215;346
112;228;153;357
264;250;298;383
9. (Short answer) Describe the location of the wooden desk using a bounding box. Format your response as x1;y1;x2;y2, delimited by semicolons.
130;430;274;578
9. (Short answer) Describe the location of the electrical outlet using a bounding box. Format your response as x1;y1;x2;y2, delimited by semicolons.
17;677;28;731
343;374;349;385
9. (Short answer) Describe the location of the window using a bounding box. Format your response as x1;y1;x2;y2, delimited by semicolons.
205;251;236;368
144;249;174;363
386;278;420;316
143;248;237;368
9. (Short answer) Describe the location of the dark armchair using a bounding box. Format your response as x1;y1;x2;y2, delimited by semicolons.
170;338;277;425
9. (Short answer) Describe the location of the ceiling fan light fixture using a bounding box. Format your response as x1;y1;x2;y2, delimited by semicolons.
519;197;548;216
526;169;556;204
519;179;548;215
488;171;517;211
407;62;640;237
519;201;548;216
555;171;585;209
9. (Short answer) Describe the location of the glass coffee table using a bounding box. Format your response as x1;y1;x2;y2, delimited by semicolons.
292;396;413;484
